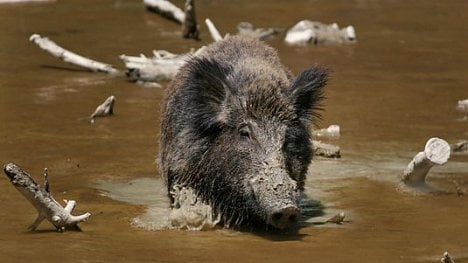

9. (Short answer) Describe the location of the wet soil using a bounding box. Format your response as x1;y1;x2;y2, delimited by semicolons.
0;0;467;262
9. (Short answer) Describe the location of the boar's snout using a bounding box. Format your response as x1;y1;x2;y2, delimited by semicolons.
249;164;301;229
268;205;300;229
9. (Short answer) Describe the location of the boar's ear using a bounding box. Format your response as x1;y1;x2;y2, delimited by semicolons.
287;66;327;127
186;57;232;134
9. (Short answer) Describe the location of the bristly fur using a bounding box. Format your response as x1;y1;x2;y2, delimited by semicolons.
246;85;296;123
159;36;328;229
184;57;233;135
287;66;328;127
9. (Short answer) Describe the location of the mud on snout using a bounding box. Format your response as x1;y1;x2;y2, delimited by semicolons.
249;171;301;229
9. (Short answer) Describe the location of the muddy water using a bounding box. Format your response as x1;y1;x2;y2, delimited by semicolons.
0;0;467;262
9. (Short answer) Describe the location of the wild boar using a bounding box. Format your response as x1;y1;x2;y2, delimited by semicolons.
159;36;327;229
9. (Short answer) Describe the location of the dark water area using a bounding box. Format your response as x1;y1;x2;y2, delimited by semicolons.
0;0;467;262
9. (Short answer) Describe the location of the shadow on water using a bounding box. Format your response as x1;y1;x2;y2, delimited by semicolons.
248;228;308;242
40;64;93;73
26;226;83;234
299;195;325;219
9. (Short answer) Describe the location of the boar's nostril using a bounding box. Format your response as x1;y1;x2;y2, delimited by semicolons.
288;214;297;222
272;212;283;221
268;206;300;229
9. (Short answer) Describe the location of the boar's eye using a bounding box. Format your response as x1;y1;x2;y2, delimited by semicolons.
239;125;252;141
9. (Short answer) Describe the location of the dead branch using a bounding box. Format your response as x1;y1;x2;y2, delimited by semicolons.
237;22;282;40
144;0;185;24
30;34;119;74
120;51;187;82
119;47;206;83
3;163;90;231
285;20;356;45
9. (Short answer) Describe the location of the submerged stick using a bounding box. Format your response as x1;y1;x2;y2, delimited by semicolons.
402;138;451;186
144;0;185;24
182;0;199;39
29;34;119;74
3;163;90;231
90;95;115;123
